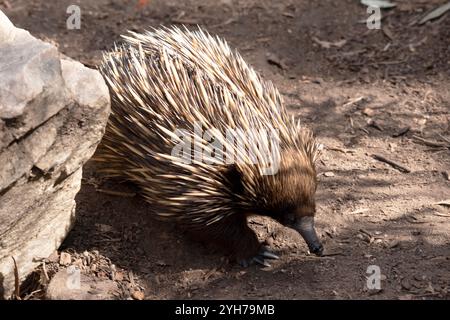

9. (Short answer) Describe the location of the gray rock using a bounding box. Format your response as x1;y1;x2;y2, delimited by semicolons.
0;10;110;298
46;269;119;300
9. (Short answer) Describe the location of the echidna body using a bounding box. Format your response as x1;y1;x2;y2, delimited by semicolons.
95;26;323;264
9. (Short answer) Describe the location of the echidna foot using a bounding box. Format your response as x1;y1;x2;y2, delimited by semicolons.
239;246;279;268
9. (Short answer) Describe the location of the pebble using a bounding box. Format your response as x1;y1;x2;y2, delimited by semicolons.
132;290;145;300
59;252;72;266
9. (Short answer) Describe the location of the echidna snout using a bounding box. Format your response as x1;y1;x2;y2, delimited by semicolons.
258;154;323;258
277;204;323;256
292;216;323;256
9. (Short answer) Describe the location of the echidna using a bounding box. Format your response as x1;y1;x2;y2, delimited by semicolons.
95;26;323;266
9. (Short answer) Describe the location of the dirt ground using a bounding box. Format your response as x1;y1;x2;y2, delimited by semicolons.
3;0;449;299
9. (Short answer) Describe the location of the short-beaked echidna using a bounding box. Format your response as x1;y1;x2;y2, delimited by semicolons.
95;26;323;266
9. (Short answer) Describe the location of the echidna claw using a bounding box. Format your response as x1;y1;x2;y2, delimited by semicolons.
260;248;279;260
238;247;279;268
253;257;271;267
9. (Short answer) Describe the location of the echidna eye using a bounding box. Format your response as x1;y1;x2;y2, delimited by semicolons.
285;213;296;225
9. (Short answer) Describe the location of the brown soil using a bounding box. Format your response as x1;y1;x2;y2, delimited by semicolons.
4;0;449;300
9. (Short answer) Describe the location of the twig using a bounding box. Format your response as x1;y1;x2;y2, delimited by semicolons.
372;154;411;173
11;256;20;300
322;251;345;257
412;135;450;148
360;127;370;134
96;189;136;197
351;60;406;67
437;134;450;144
413;292;445;298
171;18;201;25
343;96;366;108
23;289;43;300
348;208;370;215
326;146;356;154
42;261;50;282
433;212;450;218
359;229;373;237
382;26;395;41
303;255;336;260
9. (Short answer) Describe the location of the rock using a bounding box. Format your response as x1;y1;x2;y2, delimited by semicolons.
362;107;375;117
46;269;119;300
401;278;412;291
131;290;145;300
59;252;72;266
0;10;110;299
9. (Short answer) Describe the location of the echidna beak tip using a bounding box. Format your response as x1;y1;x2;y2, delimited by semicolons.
293;216;323;257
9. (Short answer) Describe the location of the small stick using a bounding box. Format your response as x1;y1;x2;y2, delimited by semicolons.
359;229;373;237
304;255;336;260
437;134;450;144
433;212;450;218
372;154;411;173
96;189;136;197
360;127;370;134
171;18;201;25
42;261;50;282
412;135;449;148
326;146;356;154
23;289;43;300
11;257;20;300
322;251;345;257
343;96;366;108
413;292;444;298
